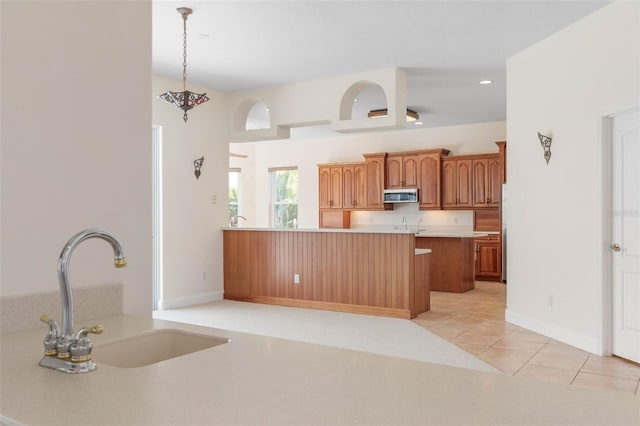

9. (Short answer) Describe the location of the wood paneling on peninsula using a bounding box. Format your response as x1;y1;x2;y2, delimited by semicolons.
224;230;429;319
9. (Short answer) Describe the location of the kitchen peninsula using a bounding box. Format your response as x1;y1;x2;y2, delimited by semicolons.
223;228;430;319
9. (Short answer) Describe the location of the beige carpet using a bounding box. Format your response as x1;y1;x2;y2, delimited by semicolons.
154;300;500;374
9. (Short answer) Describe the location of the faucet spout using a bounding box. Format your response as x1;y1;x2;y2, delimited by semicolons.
39;228;126;373
57;229;127;339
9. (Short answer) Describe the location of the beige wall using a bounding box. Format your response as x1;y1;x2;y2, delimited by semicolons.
152;76;230;309
0;1;153;315
506;1;640;354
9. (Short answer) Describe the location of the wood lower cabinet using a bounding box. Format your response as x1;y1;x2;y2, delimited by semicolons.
474;235;502;281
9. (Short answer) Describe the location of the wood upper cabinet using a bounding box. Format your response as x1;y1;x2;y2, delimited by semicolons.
343;163;366;209
319;166;331;209
386;154;419;189
417;153;442;209
318;165;343;209
442;159;472;209
472;156;501;208
363;153;389;210
487;157;502;208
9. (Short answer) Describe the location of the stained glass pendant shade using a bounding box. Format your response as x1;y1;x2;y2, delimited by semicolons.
158;7;209;122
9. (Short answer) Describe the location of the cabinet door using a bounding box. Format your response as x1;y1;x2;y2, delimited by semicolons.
353;164;366;208
418;154;440;209
329;167;343;208
403;155;419;188
386;155;403;188
472;159;488;207
342;166;355;209
456;160;473;208
365;156;385;208
318;167;331;209
441;160;457;208
487;157;502;208
475;239;501;279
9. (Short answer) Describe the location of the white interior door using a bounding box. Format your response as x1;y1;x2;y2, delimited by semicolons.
612;109;640;363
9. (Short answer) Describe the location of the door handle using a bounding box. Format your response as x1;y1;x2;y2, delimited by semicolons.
611;243;621;252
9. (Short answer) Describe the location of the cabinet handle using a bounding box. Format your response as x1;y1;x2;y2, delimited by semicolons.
401;180;405;187
486;198;490;204
329;200;333;206
353;200;357;206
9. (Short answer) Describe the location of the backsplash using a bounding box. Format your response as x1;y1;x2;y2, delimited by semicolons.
0;283;123;334
350;204;474;230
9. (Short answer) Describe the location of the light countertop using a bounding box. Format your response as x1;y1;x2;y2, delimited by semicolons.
224;227;485;238
223;227;416;234
1;315;638;425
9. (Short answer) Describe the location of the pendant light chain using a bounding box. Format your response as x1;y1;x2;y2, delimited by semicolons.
182;12;188;92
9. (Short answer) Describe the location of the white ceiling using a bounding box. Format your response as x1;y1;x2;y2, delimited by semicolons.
152;0;610;130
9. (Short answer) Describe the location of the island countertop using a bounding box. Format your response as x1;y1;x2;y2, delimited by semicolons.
1;315;637;426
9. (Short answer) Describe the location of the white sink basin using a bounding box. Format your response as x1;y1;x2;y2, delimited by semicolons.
95;329;229;368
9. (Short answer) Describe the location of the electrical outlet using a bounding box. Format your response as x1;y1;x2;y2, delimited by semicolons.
211;194;217;205
294;274;300;284
454;217;459;225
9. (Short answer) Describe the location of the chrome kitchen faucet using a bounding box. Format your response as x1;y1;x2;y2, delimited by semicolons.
39;229;127;374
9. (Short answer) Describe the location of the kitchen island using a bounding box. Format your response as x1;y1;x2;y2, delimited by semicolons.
415;230;480;293
1;315;638;425
223;228;430;319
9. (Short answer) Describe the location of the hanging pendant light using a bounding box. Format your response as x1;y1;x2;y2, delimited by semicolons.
158;7;209;122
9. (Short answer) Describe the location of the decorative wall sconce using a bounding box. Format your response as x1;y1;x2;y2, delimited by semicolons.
538;132;552;164
193;156;204;179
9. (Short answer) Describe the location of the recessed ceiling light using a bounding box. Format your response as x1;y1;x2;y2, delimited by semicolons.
354;98;358;102
265;108;269;112
479;80;493;85
415;121;423;126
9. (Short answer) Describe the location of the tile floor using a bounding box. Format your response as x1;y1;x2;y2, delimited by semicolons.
413;282;640;396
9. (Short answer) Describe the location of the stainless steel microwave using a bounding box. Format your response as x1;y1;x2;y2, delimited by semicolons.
383;188;419;203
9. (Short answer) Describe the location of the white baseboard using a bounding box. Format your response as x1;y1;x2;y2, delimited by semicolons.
505;309;602;355
158;291;224;310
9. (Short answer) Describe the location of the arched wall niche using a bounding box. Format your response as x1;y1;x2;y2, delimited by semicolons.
339;81;388;121
233;98;271;131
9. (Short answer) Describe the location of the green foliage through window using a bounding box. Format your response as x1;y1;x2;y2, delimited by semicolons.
272;169;298;228
229;171;240;227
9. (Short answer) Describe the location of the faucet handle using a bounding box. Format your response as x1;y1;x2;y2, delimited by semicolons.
40;314;54;324
70;325;103;363
40;314;60;356
76;324;104;338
